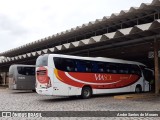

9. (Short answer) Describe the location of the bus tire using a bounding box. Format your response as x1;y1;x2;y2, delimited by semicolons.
81;86;92;99
32;90;36;92
135;85;142;93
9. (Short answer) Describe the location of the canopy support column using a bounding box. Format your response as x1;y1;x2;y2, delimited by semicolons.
154;38;159;94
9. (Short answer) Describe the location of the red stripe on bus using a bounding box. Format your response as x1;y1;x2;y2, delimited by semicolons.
54;69;140;89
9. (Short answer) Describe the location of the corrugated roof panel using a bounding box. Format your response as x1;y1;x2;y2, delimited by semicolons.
118;27;132;35
60;45;67;50
110;13;119;19
22;54;27;58
27;53;32;57
101;35;110;41
41;38;45;41
66;29;71;33
48;36;52;39
3;59;6;63
42;49;48;54
11;57;14;60
37;51;42;55
4;59;7;62
49;47;57;52
81;38;96;45
129;26;143;34
56;45;63;50
33;40;37;44
2;59;5;62
88;21;95;26
15;56;18;60
119;10;129;16
31;52;37;56
129;7;139;12
71;28;76;32
136;23;152;31
2;60;5;63
152;0;160;5
82;23;89;28
148;20;160;30
102;16;110;21
103;32;116;39
91;35;102;42
139;3;150;9
62;44;69;49
18;55;22;59
76;26;82;30
103;31;124;39
72;41;84;47
52;34;56;38
63;43;74;49
56;33;60;36
114;31;125;38
7;57;11;61
95;19;102;23
61;31;66;35
4;58;9;62
81;39;90;45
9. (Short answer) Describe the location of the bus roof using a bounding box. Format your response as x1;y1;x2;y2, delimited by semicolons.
10;64;35;67
46;54;146;66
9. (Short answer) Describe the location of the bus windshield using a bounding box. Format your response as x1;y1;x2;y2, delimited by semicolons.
17;67;35;76
36;54;48;67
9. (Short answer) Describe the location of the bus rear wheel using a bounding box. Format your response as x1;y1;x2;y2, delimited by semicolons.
81;86;92;99
135;85;142;93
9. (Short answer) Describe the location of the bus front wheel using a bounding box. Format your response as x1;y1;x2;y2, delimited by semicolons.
135;85;142;93
81;86;92;99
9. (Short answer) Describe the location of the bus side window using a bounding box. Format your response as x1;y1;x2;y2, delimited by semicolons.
97;62;105;73
91;62;98;73
53;57;63;71
118;64;124;74
76;60;86;72
54;57;76;72
130;65;141;76
65;59;76;72
143;69;154;82
85;62;91;72
76;60;92;72
107;63;118;74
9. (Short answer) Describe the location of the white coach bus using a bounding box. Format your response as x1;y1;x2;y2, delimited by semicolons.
35;54;153;99
9;64;36;90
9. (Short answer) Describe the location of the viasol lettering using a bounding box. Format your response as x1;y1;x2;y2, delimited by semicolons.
95;74;112;80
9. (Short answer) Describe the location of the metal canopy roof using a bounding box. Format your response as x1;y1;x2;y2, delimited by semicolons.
1;19;160;64
0;0;160;64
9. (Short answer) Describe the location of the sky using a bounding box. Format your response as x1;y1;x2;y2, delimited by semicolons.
0;0;153;53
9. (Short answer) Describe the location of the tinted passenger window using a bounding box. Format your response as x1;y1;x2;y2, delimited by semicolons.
97;62;105;73
106;63;118;74
130;65;141;75
118;64;130;74
54;57;76;72
143;69;154;82
76;60;92;72
65;59;76;72
17;67;35;76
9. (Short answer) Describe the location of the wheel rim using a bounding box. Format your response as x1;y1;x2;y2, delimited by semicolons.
84;89;90;97
136;87;140;92
136;86;141;93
